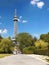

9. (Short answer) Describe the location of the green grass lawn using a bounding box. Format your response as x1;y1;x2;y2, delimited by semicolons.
0;54;12;58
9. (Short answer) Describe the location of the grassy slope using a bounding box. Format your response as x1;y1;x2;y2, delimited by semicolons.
0;54;11;58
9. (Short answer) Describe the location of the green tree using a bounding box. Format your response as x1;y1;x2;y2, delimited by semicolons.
0;38;14;53
23;46;35;54
0;35;3;42
34;40;48;55
31;37;37;46
33;37;37;42
40;33;49;55
16;33;33;52
40;33;49;43
35;40;48;49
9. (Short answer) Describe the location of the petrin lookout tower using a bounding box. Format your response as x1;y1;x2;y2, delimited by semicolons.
13;9;18;38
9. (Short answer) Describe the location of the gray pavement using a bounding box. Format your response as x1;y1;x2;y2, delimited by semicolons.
0;54;48;65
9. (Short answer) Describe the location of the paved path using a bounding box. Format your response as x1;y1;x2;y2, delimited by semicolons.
0;54;48;65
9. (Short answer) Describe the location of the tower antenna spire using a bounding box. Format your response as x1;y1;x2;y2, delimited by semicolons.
14;9;17;17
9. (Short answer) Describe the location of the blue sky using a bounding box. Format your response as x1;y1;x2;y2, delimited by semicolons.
0;0;49;38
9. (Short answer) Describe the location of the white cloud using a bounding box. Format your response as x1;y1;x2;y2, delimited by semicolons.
18;19;20;22
22;20;28;23
37;2;44;8
18;16;22;22
0;30;2;34
30;0;45;9
3;29;7;34
30;0;36;5
30;0;40;5
18;16;28;23
0;29;8;34
35;0;39;1
19;16;22;19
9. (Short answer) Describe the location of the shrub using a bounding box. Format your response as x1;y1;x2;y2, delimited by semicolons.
23;46;35;54
34;48;48;55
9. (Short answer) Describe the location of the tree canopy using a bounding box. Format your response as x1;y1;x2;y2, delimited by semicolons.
35;40;48;49
0;38;14;53
0;35;3;42
40;33;49;43
16;33;33;52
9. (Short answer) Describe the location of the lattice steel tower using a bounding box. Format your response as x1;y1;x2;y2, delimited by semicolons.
13;9;18;38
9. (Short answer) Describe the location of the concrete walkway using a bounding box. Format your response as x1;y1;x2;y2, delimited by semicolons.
0;54;48;65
